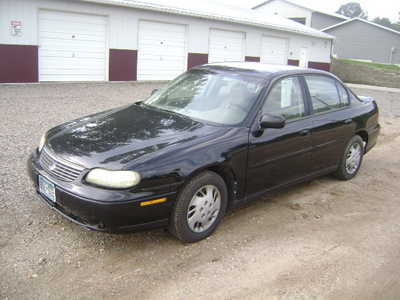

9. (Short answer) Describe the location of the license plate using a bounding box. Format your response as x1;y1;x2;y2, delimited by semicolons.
39;175;56;203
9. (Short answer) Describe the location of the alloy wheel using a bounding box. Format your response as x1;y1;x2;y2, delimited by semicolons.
345;143;362;174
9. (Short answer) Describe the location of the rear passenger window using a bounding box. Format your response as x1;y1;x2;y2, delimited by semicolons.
305;76;343;113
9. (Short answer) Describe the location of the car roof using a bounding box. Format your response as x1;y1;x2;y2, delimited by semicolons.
196;62;332;79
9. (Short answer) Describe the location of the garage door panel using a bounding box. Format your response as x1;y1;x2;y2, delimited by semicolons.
41;57;105;67
39;20;106;33
40;74;106;82
139;37;185;46
139;42;185;51
140;56;186;63
140;40;185;47
40;11;107;25
39;18;107;27
138;21;186;81
39;10;107;81
41;66;105;74
40;49;105;59
40;32;106;43
39;23;106;39
140;69;185;75
209;29;244;63
40;40;106;50
139;31;185;38
211;40;243;47
139;61;185;70
139;22;183;31
140;62;185;70
139;47;185;55
261;36;287;65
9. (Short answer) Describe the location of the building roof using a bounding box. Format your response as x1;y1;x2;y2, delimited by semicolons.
79;0;334;39
322;17;400;36
252;0;348;21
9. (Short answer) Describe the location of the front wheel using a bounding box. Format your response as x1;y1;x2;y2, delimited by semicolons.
333;135;364;180
169;171;228;243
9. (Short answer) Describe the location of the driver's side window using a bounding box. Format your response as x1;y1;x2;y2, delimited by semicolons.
262;77;305;121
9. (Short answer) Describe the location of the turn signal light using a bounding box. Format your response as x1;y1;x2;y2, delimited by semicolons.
140;197;167;207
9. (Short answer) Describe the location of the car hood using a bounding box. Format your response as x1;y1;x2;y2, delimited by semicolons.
46;103;220;169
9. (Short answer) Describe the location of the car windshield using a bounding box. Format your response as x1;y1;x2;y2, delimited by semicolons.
143;69;265;125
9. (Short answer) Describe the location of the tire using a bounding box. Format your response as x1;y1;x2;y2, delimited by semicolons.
169;171;228;243
333;135;364;180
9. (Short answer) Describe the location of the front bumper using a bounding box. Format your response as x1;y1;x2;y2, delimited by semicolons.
27;152;177;232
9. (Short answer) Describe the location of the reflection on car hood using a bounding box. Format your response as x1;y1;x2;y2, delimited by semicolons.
46;103;216;169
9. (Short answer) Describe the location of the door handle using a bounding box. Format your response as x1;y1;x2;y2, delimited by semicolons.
343;118;353;124
299;129;311;136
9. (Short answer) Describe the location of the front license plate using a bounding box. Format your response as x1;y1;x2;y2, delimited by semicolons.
39;175;56;203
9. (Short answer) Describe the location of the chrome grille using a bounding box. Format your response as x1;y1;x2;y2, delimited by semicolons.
39;148;85;182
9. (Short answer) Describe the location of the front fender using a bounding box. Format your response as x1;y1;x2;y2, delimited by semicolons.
133;127;250;201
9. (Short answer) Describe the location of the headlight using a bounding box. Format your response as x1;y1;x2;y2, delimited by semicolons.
38;133;46;152
85;168;141;189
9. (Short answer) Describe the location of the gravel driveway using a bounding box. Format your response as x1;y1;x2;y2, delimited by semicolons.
1;82;400;300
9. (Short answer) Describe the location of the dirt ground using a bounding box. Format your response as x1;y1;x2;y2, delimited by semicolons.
0;82;399;300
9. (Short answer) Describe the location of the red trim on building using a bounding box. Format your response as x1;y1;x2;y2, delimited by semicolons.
187;53;208;70
0;44;38;83
109;49;137;81
308;61;331;71
288;59;299;66
245;56;260;62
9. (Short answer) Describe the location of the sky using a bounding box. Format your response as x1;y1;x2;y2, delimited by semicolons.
213;0;400;22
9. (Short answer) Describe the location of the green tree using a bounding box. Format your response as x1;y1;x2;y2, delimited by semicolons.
373;17;400;32
336;2;368;19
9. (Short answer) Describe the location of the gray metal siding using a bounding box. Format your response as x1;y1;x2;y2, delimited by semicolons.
311;12;344;30
325;20;400;64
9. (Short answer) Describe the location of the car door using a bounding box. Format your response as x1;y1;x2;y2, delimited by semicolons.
304;75;354;172
246;76;313;195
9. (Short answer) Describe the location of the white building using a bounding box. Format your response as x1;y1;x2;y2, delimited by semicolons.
0;0;333;83
253;0;348;30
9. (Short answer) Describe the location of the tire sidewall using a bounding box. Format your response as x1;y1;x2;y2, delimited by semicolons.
170;171;228;243
339;136;364;180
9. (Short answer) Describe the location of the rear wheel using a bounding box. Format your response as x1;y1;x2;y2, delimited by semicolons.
334;135;364;180
169;171;228;243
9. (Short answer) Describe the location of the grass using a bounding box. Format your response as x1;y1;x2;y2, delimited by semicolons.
339;59;400;71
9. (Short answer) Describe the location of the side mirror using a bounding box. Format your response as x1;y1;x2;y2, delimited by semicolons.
259;114;286;129
151;88;159;95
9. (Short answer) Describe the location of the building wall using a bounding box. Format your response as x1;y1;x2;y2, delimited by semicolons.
324;20;400;64
0;0;331;83
311;12;344;30
253;0;312;27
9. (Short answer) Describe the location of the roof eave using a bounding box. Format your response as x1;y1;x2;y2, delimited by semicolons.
80;0;334;40
322;17;400;36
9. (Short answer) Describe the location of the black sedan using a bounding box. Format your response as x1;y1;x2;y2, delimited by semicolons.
28;62;380;243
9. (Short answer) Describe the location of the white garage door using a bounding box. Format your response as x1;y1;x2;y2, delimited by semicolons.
138;21;186;81
209;29;244;63
39;10;107;81
261;36;288;65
